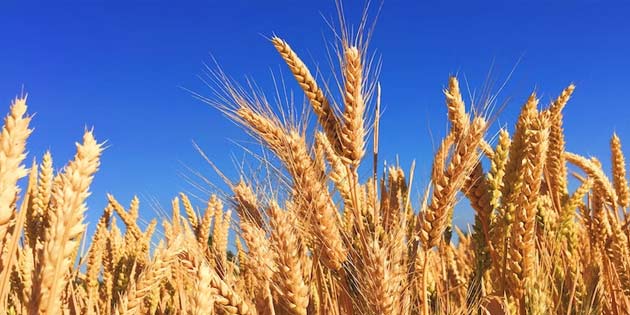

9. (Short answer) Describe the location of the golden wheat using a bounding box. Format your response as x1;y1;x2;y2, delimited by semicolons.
2;12;630;315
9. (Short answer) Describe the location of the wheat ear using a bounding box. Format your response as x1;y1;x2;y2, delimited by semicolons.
269;202;309;315
492;94;538;294
198;195;219;251
190;256;216;315
340;46;366;167
488;129;511;210
419;117;486;249
241;220;275;314
32;130;102;315
27;151;52;252
212;208;231;274
611;133;630;208
506;105;550;304
233;180;264;228
271;37;342;153
123;240;181;314
236;107;346;269
180;192;199;229
0;97;31;243
85;204;111;313
444;76;469;139
316;132;352;212
565;152;617;209
545;84;575;201
108;194;142;240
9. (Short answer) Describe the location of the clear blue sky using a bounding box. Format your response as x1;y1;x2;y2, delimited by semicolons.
1;1;629;231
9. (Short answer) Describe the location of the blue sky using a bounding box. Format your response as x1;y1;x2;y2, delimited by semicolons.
1;1;629;231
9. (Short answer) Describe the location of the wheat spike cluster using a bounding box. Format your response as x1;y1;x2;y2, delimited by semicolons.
1;11;630;315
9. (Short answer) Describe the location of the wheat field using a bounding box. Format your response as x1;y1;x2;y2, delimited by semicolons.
1;14;630;315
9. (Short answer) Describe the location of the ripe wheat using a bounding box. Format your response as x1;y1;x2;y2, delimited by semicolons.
2;13;630;315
